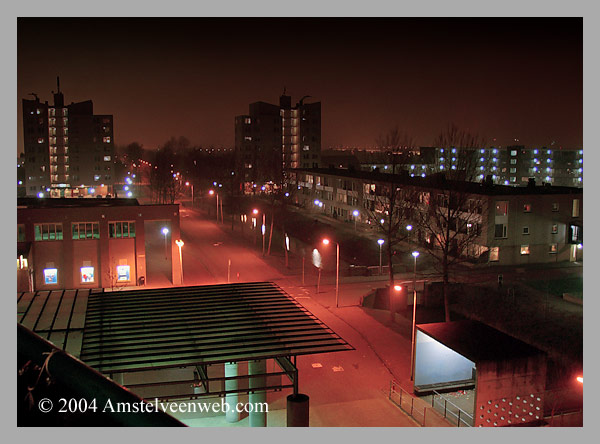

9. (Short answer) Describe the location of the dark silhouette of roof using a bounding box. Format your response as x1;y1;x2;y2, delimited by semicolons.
417;320;545;363
17;197;140;209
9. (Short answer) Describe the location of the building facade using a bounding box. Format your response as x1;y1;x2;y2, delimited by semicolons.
322;145;583;188
289;168;583;265
17;198;182;292
22;78;115;198
235;93;321;192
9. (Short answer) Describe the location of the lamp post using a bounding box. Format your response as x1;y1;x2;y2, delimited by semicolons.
262;213;266;256
209;189;218;221
185;182;194;207
410;250;419;381
252;208;259;245
322;238;340;308
406;224;413;250
377;239;385;275
352;210;359;231
175;239;184;284
162;227;169;260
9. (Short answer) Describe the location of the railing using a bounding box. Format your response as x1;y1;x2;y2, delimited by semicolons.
389;380;428;426
431;390;473;427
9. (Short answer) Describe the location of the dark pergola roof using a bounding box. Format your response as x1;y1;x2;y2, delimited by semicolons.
79;282;353;374
417;320;544;363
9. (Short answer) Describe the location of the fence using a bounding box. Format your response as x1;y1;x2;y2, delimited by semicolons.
431;390;473;427
389;380;459;427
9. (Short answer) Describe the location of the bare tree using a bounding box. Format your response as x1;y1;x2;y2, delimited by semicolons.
363;127;418;317
414;124;487;321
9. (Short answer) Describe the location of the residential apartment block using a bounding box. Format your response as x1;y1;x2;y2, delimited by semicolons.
322;145;583;188
289;168;583;265
235;92;321;192
22;78;115;198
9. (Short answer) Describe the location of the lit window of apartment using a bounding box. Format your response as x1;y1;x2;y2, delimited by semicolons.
104;156;111;161
36;108;42;115
510;177;517;182
572;199;580;217
34;223;63;241
109;221;136;238
49;118;56;126
49;108;56;117
103;136;111;143
523;203;531;212
489;247;499;261
244;136;252;141
37;138;44;144
551;223;558;234
510;159;517;165
18;225;26;242
510;168;516;173
549;243;557;254
510;150;517;156
72;222;100;240
520;245;530;255
552;202;559;212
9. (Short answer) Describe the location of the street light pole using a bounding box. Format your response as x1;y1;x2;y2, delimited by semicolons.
336;242;339;308
410;251;419;382
262;213;266;256
162;227;169;260
352;210;359;232
378;239;384;275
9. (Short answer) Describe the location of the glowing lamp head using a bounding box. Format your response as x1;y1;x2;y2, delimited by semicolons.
576;376;583;384
252;209;259;215
406;225;413;231
412;251;420;258
185;181;190;186
126;191;133;197
208;189;215;195
322;239;330;246
353;210;359;217
393;285;402;291
380;218;385;224
162;227;169;236
577;244;583;250
37;192;44;198
377;239;385;245
175;239;184;248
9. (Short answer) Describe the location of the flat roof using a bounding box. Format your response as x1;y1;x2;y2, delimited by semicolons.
417;320;544;363
17;197;140;209
19;282;353;374
291;168;582;196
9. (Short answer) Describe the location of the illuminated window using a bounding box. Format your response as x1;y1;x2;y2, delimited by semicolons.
511;150;517;156
520;245;530;255
510;159;517;165
49;108;55;117
495;201;508;216
44;268;58;284
34;223;63;241
109;221;136;238
572;199;580;217
72;222;100;240
551;223;558;234
94;175;101;181
37;138;44;144
489;247;499;262
244;136;252;141
80;267;95;283
18;225;26;242
523;203;531;212
549;243;557;254
244;117;251;124
103;136;111;143
117;265;130;282
104;155;111;161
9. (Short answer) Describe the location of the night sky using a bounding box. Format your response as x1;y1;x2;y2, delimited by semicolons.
17;17;582;153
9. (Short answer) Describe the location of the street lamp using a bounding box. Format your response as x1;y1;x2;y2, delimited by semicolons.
410;251;419;381
162;227;170;260
322;238;340;308
406;224;413;250
377;239;385;275
261;212;266;256
209;189;219;222
352;209;359;231
185;181;194;207
175;239;184;284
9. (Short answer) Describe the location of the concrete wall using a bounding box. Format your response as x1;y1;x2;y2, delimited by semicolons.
474;354;546;427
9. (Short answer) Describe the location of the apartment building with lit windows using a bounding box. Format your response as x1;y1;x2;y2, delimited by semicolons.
322;145;583;188
22;78;115;198
235;92;321;192
288;168;583;265
17;198;182;292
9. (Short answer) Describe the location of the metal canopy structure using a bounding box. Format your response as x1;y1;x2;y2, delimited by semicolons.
80;281;353;374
